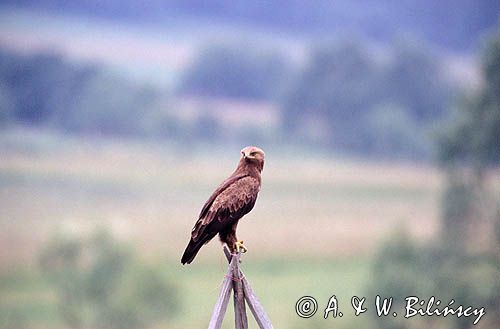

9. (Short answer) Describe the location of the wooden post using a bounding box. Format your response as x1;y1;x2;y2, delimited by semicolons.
208;254;238;329
241;277;273;329
207;246;274;329
232;253;248;329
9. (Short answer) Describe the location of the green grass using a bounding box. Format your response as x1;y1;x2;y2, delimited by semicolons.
0;257;371;329
0;269;61;328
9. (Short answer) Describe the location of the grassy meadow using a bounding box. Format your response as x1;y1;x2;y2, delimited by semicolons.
0;129;444;328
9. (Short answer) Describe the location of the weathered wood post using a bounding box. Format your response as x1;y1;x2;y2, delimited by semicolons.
207;247;274;329
231;253;248;328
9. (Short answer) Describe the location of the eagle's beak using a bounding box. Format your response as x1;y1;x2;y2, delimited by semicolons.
242;151;254;159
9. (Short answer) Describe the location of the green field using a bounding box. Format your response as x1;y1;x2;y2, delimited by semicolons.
0;130;444;328
1;258;372;329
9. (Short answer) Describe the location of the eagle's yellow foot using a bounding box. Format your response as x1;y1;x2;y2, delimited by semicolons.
235;240;248;253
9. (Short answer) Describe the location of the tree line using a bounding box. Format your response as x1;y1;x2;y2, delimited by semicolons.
0;36;473;159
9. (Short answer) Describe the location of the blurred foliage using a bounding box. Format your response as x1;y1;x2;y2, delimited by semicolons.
384;42;452;123
180;44;291;100
0;49;163;137
439;33;500;168
55;72;160;136
283;39;453;158
440;176;475;250
38;230;178;329
0;38;457;159
367;233;499;329
368;32;500;329
284;40;379;131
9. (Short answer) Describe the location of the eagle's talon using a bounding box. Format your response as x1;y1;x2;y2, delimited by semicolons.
235;240;248;254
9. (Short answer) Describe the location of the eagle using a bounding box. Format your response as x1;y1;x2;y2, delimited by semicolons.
181;146;265;264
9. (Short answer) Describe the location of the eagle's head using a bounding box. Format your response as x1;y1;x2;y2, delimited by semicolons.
241;146;265;171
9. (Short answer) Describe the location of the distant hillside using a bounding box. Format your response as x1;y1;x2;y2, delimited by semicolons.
2;0;500;51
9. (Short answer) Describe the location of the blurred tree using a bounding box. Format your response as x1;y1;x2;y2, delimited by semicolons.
439;34;500;171
437;32;500;250
367;233;499;329
384;41;453;123
440;176;475;250
284;40;379;131
180;44;291;100
39;230;178;329
57;70;160;136
482;28;500;103
283;40;381;152
282;39;452;157
368;31;500;329
0;51;63;124
0;47;164;137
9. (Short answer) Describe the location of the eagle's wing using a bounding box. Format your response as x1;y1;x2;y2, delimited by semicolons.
191;175;260;242
198;173;248;220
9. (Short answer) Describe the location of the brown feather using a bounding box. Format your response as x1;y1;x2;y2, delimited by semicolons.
181;147;264;264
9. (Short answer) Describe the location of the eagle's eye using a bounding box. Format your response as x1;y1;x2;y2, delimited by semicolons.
250;151;257;156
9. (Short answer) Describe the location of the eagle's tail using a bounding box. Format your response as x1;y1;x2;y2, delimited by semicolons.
181;237;210;265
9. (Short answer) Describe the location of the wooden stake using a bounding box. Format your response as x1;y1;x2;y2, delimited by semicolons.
232;252;248;329
207;254;237;329
222;246;274;329
208;247;274;329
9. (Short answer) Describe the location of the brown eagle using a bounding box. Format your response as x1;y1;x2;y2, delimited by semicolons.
181;146;265;264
